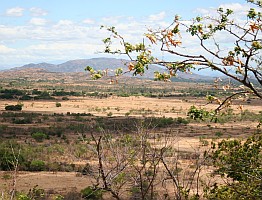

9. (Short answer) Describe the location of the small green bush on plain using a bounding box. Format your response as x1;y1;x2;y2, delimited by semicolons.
31;132;47;142
55;102;62;107
29;160;46;171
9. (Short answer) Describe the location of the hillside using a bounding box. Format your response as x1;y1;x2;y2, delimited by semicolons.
9;57;214;81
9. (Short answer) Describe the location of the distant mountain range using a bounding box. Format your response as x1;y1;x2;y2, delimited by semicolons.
9;57;214;81
16;58;127;73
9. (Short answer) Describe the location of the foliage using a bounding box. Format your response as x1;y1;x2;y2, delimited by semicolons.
0;89;24;99
12;117;33;124
31;132;48;142
5;104;23;111
187;106;210;120
187;106;262;123
56;102;62;107
107;112;113;117
17;185;46;200
0;146;25;170
81;186;104;199
29;160;46;171
0;88;58;100
62;96;69;100
206;132;262;199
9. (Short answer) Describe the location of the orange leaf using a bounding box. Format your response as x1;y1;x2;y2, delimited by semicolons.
170;40;182;47
250;22;259;33
145;34;157;44
128;62;135;71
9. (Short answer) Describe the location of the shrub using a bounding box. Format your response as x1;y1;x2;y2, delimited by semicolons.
31;132;47;142
207;133;262;199
20;95;32;100
148;117;175;128
56;102;62;107
176;117;189;124
12;117;32;124
81;186;103;200
187;105;209;120
62;96;69;100
29;160;46;171
5;104;22;111
107;112;113;117
0;148;26;170
17;185;46;199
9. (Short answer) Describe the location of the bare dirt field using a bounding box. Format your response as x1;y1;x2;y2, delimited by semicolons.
0;171;92;194
1;96;261;117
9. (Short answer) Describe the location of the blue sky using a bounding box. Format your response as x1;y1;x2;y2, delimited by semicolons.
0;0;254;69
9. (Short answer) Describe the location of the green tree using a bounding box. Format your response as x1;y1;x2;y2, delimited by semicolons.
206;133;262;199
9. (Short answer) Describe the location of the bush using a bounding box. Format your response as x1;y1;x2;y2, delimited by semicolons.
81;186;103;200
62;96;69;100
147;117;175;128
187;105;209;120
31;132;48;142
207;133;262;199
176;117;189;125
56;102;62;107
17;185;46;199
12;117;32;124
29;160;46;171
5;104;23;111
107;112;113;117
0;147;26;170
20;95;32;100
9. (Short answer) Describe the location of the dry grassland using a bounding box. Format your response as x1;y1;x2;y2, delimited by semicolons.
0;95;261;196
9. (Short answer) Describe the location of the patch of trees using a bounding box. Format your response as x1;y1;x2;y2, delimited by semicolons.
52;90;82;96
0;89;24;99
5;104;23;111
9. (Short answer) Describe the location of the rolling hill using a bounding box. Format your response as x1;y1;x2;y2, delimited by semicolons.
9;57;214;81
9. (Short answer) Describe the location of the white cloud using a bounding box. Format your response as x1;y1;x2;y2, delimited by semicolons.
195;3;254;17
148;11;166;21
101;16;122;24
30;7;48;16
0;25;28;40
0;45;15;54
5;7;24;17
30;18;48;26
194;8;212;15
83;19;95;24
219;3;251;13
56;20;74;26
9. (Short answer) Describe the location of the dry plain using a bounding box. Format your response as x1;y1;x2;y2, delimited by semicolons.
0;94;261;197
0;69;261;198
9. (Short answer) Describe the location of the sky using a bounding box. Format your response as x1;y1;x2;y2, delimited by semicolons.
0;0;256;70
